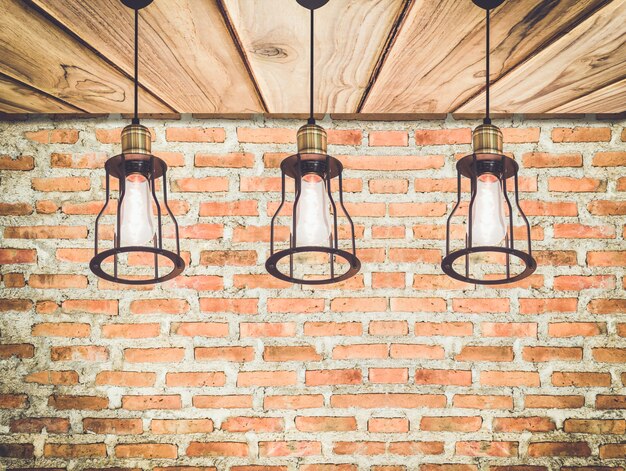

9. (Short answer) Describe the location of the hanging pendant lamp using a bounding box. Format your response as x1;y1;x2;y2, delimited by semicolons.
265;0;361;285
441;0;536;285
90;0;184;285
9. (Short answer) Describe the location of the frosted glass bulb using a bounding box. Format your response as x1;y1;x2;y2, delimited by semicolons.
295;173;332;247
119;173;156;246
469;173;507;246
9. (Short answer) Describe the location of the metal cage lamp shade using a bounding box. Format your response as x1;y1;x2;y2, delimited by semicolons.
441;0;536;285
266;123;361;285
441;124;536;284
90;0;185;285
265;0;360;285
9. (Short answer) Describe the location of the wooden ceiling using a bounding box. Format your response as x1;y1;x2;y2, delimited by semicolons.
0;0;625;114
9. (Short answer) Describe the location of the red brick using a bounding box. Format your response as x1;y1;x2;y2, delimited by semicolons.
0;154;34;170
390;344;445;360
389;202;447;217
193;395;253;409
522;152;583;168
152;419;214;434
481;371;539;387
0;248;36;264
50;152;108;168
520;298;577;314
493;417;555;432
32;322;90;337
44;443;106;458
32;177;90;192
187;441;249;457
564;419;625;434
196;346;255;362
166;127;225;142
122;395;182;410
552;371;611;387
102;323;160;338
25;370;78;385
548;177;605;192
420;416;482;432
83;418;143;435
51;346;108;361
369;179;409;194
259;441;321;457
388;441;444;456
62;299;118;315
264;345;321;362
166;372;226;387
222;417;283;433
115;443;178;459
200;200;258;216
415;128;471;145
125;348;185;363
552;127;610;142
369;130;408;146
588;200;626;215
452;394;513;409
522;347;582;362
0;344;34;359
238;370;297;387
306;369;362;386
525;395;584;409
173;177;229;192
296;416;356;432
25;129;79;144
10;417;69;434
369;417;409;433
554;223;615;239
195;152;254;167
549;322;604;337
456;346;513;362
554;276;614;290
49;395;108;410
587;251;626;267
96;371;156;387
593;151;626;166
333;441;385;455
527;442;591;457
264;395;325;410
29;274;88;289
415;369;471;386
453;298;509;313
370;368;409;384
332;393;445;409
456;441;518;457
0;202;33;215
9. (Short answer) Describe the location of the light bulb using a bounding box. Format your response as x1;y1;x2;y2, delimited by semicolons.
295;173;332;247
469;173;507;246
119;173;156;246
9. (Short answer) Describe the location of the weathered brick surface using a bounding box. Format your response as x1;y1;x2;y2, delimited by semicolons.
0;114;625;469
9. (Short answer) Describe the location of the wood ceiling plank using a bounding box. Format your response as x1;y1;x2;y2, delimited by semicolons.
0;75;80;113
362;0;609;113
551;78;626;113
222;0;404;113
31;0;263;113
458;0;626;113
0;0;168;113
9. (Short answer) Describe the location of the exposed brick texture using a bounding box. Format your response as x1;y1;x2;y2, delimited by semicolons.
0;114;625;470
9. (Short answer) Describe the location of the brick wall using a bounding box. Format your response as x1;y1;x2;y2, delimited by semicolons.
0;114;625;470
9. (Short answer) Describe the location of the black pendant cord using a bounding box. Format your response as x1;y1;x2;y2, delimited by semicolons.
484;8;491;125
133;7;139;125
308;7;315;125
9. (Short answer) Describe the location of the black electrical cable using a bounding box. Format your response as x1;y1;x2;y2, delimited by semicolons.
133;7;139;124
308;7;315;125
484;8;491;125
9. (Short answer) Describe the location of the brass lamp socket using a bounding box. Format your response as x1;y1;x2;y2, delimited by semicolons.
472;123;503;155
297;123;327;155
121;123;152;155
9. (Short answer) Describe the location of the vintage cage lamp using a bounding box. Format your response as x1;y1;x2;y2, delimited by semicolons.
441;0;536;285
265;0;361;285
90;0;184;285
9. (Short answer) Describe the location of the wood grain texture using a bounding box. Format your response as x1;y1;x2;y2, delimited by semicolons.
458;0;626;113
0;0;168;113
0;75;79;113
222;0;404;113
363;0;610;113
551;78;626;113
32;0;263;113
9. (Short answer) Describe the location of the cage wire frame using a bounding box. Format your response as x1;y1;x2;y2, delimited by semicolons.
90;152;185;285
266;152;361;285
441;151;537;285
